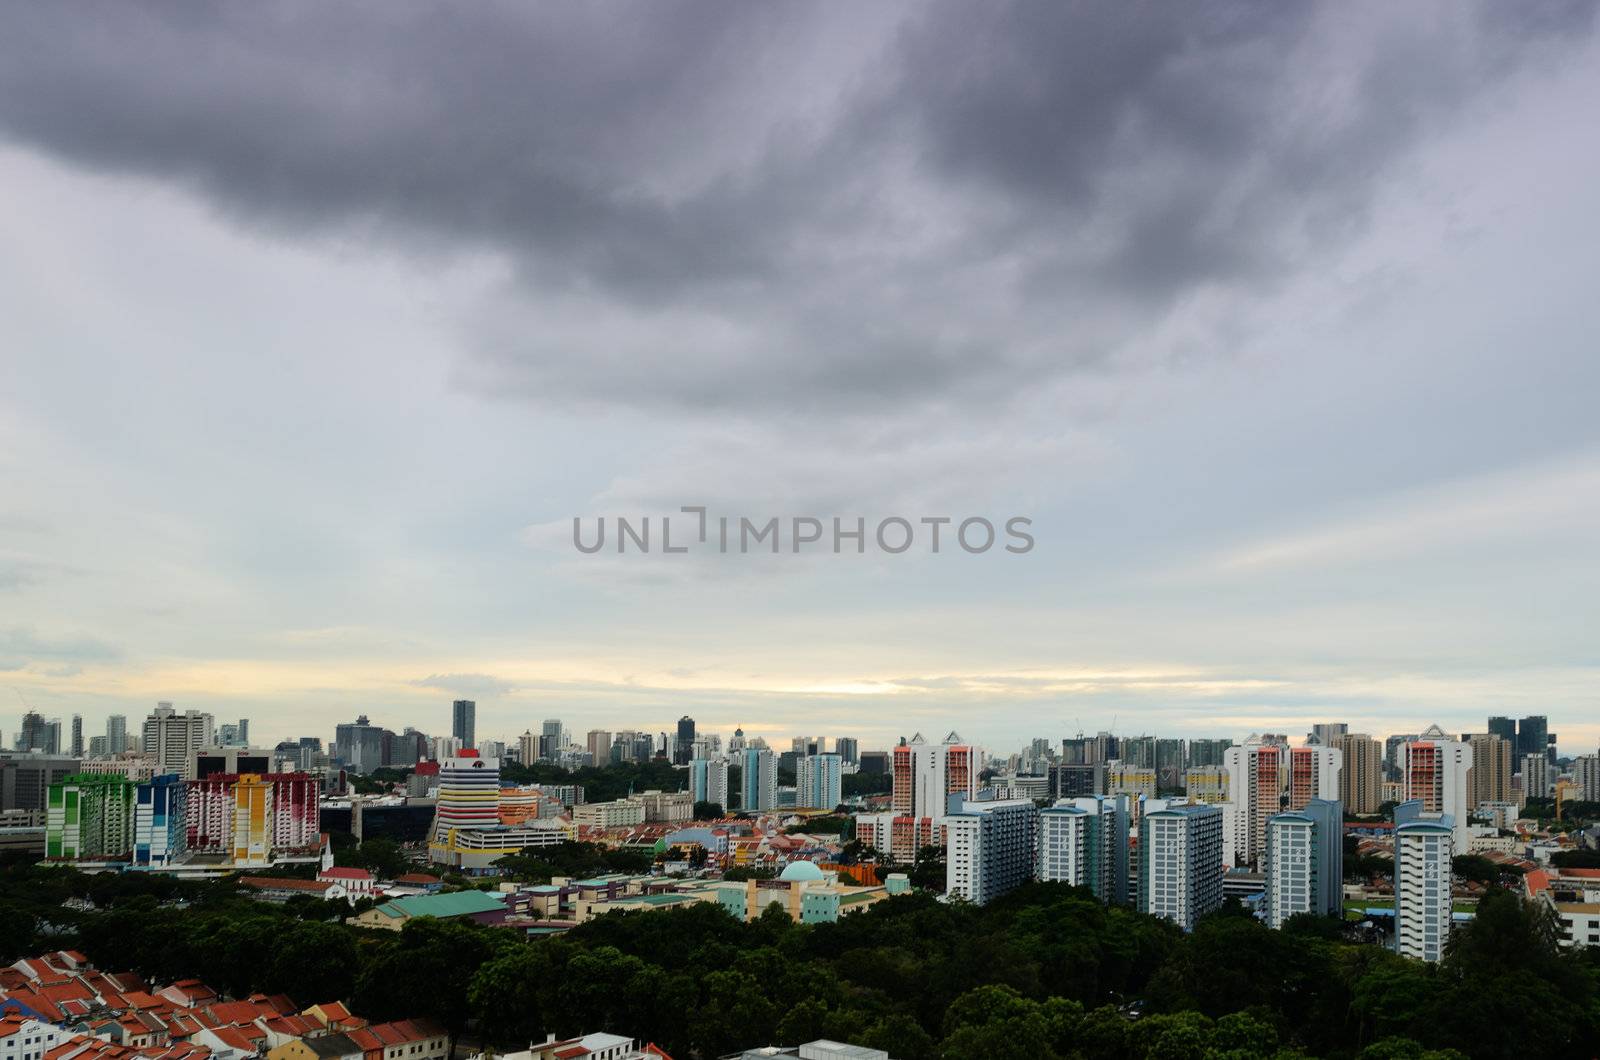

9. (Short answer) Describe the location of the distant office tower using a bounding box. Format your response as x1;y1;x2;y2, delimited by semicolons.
0;754;81;812
742;747;777;812
1038;795;1130;904
946;795;1038;905
1184;766;1228;804
1517;715;1548;763
835;737;859;766
1263;798;1343;929
452;700;476;750
728;727;747;754
334;715;392;773
1139;802;1224;931
675;716;696;765
142;704;215;780
1487;716;1517;747
69;715;83;757
1393;800;1455;962
1222;736;1339;868
1522;753;1553;799
586;730;613;766
796;753;842;810
17;712;51;753
1401;725;1474;848
1467;733;1513;808
1187;738;1232;768
433;752;500;841
1309;723;1348;748
1050;762;1105;799
133;773;187;867
106;715;128;754
1384;734;1417;781
1335;734;1383;815
217;720;252;747
691;758;729;810
858;750;889;774
1106;762;1156;800
46;773;138;860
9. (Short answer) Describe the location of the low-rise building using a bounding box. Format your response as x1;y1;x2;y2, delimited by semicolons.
350;889;507;931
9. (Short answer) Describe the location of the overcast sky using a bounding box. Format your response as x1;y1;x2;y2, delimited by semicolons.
2;2;1598;756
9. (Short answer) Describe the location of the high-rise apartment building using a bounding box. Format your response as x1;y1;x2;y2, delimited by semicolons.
1522;753;1553;799
45;773;137;860
1221;736;1339;868
1187;738;1232;768
1106;762;1156;800
742;747;777;812
142;704;215;780
451;700;476;750
1401;724;1474;848
892;732;981;819
69;715;83;757
1139;802;1224;931
1335;733;1383;815
835;737;859;766
946;795;1038;905
796;753;843;810
1184;766;1229;804
185;771;319;862
1038;794;1130;904
1393;800;1454;962
1572;755;1600;802
1467;733;1513;808
690;758;729;810
1263;798;1342;929
133;773;187;868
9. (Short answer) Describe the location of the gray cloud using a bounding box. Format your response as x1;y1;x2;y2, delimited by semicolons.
0;2;1587;417
0;626;119;671
410;672;518;698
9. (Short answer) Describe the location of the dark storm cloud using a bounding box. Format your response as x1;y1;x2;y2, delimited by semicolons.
0;1;1588;412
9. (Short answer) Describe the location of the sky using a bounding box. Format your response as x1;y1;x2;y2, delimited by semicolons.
2;2;1599;756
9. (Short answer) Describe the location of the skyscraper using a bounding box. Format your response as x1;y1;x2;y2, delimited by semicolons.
1038;794;1130;904
1309;722;1348;748
892;732;981;819
1467;733;1513;808
1139;802;1224;931
1516;715;1548;763
452;700;476;750
70;715;83;757
17;712;51;753
1487;716;1517;747
106;715;128;754
741;747;776;812
1263;798;1342;929
1522;753;1553;799
676;716;696;765
585;730;613;766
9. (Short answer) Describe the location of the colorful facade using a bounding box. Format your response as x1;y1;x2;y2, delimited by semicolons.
133;773;187;867
45;773;137;860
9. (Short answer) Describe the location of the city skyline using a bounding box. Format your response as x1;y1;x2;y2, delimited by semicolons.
3;5;1599;752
